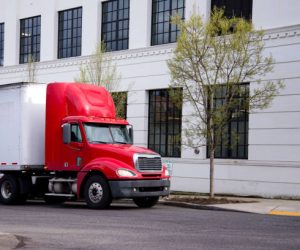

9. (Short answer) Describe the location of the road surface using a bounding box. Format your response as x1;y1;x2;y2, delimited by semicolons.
0;201;299;249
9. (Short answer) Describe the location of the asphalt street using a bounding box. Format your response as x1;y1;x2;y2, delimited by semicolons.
0;201;299;250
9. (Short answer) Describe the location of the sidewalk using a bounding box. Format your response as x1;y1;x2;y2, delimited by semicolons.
161;195;300;216
0;233;19;250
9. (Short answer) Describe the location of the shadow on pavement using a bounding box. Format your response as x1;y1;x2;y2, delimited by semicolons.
13;199;144;210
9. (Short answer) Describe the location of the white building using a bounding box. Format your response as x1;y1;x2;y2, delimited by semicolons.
0;0;300;198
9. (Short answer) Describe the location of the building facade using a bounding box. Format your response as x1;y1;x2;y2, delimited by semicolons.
0;0;300;198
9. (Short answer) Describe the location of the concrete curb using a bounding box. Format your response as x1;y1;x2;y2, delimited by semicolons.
159;200;251;213
159;198;300;216
0;233;20;250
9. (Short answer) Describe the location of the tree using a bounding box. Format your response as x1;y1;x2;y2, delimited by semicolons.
167;9;284;198
27;54;37;83
75;41;127;119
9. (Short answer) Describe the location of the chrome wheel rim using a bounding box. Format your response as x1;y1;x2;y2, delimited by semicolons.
1;180;12;199
88;182;103;203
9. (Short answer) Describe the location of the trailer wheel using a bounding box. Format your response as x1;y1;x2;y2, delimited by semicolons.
133;196;159;208
17;176;32;204
84;175;112;209
0;174;20;205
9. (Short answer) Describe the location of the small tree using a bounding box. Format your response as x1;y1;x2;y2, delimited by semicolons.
75;41;127;119
27;54;37;83
168;9;284;198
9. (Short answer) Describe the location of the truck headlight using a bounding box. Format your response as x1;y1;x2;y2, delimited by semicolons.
116;169;137;177
164;168;170;177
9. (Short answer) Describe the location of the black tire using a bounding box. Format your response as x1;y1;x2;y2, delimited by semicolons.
0;174;20;205
43;196;66;204
84;175;112;209
17;176;32;204
17;194;28;204
133;196;159;208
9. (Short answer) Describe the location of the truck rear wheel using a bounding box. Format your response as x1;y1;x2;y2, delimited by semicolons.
133;196;159;208
84;175;112;209
0;174;20;205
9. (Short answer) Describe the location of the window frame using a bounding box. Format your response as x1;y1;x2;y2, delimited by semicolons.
207;83;249;159
148;88;182;158
211;0;253;20
0;23;4;66
151;0;185;46
19;15;41;64
101;0;130;52
57;7;82;59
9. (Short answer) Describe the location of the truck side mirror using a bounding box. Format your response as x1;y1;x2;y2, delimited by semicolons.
62;123;71;144
128;125;134;144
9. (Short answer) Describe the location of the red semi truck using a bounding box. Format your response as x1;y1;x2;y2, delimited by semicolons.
0;82;170;209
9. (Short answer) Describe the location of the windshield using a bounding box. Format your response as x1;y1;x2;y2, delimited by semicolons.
84;123;132;144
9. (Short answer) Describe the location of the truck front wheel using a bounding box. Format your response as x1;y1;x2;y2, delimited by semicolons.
133;196;159;208
0;174;20;205
84;175;112;209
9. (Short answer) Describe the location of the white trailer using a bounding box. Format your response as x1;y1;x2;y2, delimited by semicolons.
0;83;46;171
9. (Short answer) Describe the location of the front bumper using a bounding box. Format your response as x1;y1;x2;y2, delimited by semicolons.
109;179;170;198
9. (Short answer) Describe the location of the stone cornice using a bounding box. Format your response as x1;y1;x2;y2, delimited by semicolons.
0;25;300;75
0;43;176;74
263;24;300;41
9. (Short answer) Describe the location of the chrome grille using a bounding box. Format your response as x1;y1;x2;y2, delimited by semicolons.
135;155;162;172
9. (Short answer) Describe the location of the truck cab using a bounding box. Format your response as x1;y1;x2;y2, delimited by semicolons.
0;82;170;209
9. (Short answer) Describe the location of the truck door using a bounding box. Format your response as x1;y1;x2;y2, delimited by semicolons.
62;123;85;171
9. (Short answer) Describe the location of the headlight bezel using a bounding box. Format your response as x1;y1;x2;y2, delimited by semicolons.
116;168;137;177
164;167;170;177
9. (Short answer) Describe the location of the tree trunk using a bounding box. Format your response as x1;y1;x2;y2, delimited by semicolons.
209;147;215;199
208;91;215;199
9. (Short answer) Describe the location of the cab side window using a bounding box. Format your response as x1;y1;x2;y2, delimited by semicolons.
71;124;82;143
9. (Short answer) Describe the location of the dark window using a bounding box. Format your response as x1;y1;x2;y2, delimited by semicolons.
102;0;130;52
0;23;4;66
207;83;249;159
58;7;82;59
151;0;185;46
211;0;253;20
111;92;128;119
20;16;41;64
148;89;182;157
71;124;82;143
